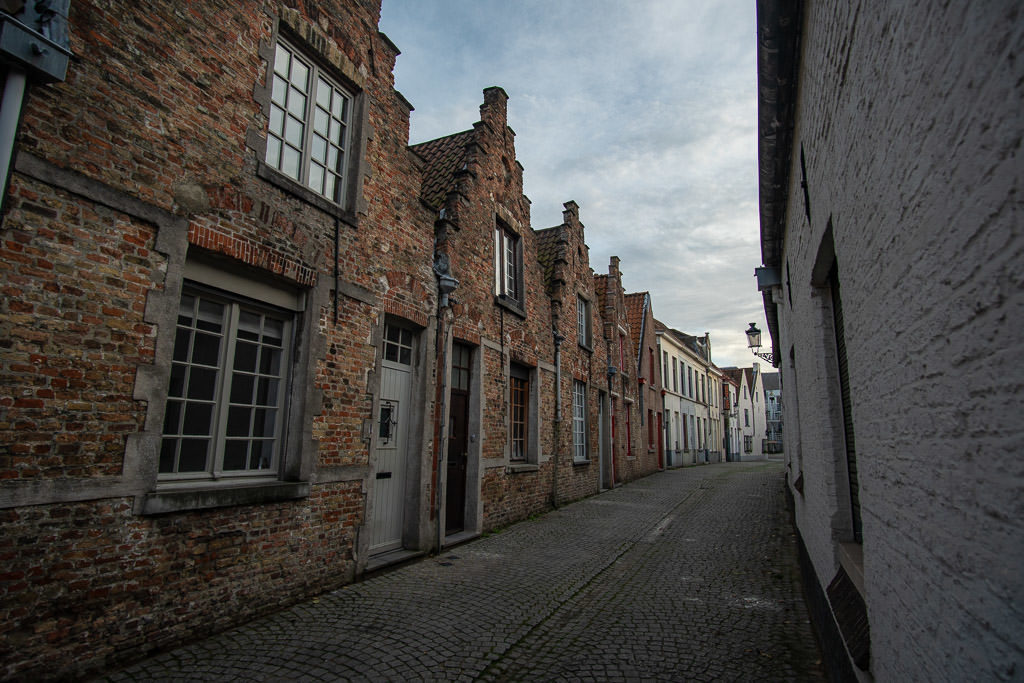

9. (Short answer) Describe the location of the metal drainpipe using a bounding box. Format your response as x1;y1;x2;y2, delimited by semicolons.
0;70;28;215
434;305;451;554
551;331;564;508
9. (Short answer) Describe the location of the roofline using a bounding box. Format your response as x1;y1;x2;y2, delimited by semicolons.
756;0;803;369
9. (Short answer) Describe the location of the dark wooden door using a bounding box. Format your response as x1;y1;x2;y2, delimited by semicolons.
445;389;469;533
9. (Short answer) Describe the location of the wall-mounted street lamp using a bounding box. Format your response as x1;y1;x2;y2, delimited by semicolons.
745;322;775;364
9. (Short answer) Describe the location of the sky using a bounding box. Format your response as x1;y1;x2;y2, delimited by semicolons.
378;0;770;370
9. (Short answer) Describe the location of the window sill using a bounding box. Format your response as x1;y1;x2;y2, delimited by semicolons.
138;480;310;515
578;341;593;353
838;541;865;598
257;162;358;226
495;294;526;318
572;458;591;467
507;463;539;474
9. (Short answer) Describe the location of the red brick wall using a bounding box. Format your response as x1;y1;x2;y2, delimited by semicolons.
0;1;437;678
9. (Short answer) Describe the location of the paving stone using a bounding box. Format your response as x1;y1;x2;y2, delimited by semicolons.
95;463;823;681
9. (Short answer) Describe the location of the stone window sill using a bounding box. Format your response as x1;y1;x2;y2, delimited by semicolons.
572;458;591;467
257;162;358;226
507;463;539;474
495;294;526;318
138;481;310;515
838;540;865;597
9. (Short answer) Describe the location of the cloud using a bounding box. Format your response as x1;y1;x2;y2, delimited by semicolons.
380;0;767;369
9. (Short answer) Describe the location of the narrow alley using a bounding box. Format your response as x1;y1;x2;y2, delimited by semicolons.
100;463;824;681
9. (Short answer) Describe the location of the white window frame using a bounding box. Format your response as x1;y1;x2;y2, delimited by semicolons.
577;296;592;347
160;283;295;484
265;39;353;205
573;380;588;462
494;223;522;303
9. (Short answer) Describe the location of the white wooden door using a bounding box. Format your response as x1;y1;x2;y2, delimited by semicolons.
369;324;414;553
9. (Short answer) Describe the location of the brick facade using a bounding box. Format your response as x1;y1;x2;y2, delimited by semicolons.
0;1;437;678
0;3;683;678
624;292;665;473
757;1;1023;679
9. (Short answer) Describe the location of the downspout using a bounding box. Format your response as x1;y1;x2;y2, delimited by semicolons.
433;251;459;553
606;364;617;488
0;70;27;215
551;331;564;508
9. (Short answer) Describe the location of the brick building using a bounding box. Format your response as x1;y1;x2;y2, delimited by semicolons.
411;87;561;536
0;1;439;678
536;201;610;496
756;1;1022;678
623;292;664;472
593;258;649;485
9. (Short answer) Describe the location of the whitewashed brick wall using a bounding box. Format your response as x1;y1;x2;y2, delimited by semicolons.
778;2;1022;679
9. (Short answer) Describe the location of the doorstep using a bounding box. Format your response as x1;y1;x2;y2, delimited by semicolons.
365;547;427;575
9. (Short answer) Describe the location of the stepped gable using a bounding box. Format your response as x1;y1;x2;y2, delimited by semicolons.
534;225;563;293
409;129;474;209
624;292;648;362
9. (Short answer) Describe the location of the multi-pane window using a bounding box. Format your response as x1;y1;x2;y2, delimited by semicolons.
687;366;693;398
662;351;669;387
672;357;678;392
647;409;654;448
494;224;521;302
577;296;591;346
161;288;291;479
383;324;413;365
451;344;470;392
266;40;352;204
510;365;529;461
745;408;750;427
573;380;587;461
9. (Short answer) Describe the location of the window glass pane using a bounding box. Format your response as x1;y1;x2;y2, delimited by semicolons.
230;373;255;404
323;174;336;202
222;441;248;471
158;438;177;473
313;107;329;136
163;399;182;434
254;408;276;437
399;346;411;365
237;311;261;341
284;116;304;148
197;299;224;332
287;88;306;118
168;362;187;396
264;318;284;345
327;146;339;171
256;377;278;405
384;343;398;363
265;135;282;168
227;406;251;437
401;329;412;346
274;44;290;76
182;402;213;436
272;74;287;105
289;57;308;89
191;332;221;366
178;439;209;472
315;77;331;108
311;135;327;163
281;146;300;180
329;118;342;144
269;106;285;136
234;341;258;372
332;91;346;118
254;440;275;469
260;347;281;375
187;367;217;400
308;163;324;194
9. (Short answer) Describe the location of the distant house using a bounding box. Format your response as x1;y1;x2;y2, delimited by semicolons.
756;1;1021;679
721;374;742;461
721;366;766;461
762;372;782;454
624;292;665;471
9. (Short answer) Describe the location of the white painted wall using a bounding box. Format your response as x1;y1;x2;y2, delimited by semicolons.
769;3;1022;679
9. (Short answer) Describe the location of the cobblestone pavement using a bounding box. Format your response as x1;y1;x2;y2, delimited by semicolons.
100;462;824;681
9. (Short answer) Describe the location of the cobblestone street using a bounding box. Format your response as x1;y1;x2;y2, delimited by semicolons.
100;462;823;681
